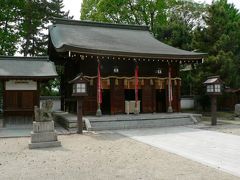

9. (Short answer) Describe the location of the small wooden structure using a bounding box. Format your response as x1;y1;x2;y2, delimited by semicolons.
48;18;205;115
69;74;89;133
204;76;224;125
0;56;57;122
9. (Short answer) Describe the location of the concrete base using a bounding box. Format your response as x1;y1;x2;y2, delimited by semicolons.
134;107;140;115
30;131;58;143
33;121;54;133
167;106;173;113
29;120;61;149
29;140;61;149
96;108;102;117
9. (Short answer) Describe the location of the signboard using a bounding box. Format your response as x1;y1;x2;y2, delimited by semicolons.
5;80;37;90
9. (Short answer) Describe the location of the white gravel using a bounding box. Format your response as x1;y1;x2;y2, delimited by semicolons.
0;131;239;180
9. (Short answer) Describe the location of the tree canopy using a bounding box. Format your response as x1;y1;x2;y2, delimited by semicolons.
192;0;240;91
0;0;23;55
0;0;71;56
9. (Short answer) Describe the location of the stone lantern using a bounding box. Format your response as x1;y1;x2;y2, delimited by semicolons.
69;73;88;134
203;76;224;125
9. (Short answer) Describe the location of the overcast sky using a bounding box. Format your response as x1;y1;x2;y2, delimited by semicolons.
63;0;240;20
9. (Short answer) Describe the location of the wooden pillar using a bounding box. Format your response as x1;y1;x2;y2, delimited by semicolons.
211;95;217;125
110;78;114;115
60;72;65;111
152;85;156;113
77;97;83;134
167;65;173;112
64;62;70;112
172;79;179;112
2;81;5;118
175;80;181;112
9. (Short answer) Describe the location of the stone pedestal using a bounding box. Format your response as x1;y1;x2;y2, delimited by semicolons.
235;104;240;117
29;121;61;149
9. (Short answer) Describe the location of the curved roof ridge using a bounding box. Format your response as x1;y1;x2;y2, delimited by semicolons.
52;18;149;31
49;18;206;60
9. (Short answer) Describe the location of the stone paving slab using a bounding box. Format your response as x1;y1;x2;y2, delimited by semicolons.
115;126;240;177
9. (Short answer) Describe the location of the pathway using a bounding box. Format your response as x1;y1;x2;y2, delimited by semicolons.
116;126;240;177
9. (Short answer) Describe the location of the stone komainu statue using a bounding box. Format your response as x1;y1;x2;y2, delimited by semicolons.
34;100;53;122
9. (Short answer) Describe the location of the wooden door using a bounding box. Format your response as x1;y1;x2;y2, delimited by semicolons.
156;89;166;112
4;91;37;116
21;92;35;109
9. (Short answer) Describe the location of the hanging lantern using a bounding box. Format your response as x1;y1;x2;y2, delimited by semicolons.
155;68;162;75
113;66;119;73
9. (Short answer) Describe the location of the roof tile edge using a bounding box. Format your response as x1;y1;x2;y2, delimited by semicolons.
53;18;149;31
0;56;50;61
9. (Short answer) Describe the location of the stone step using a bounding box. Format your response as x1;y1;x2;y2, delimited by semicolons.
86;115;198;131
53;111;85;131
92;118;192;128
53;112;78;130
53;111;201;132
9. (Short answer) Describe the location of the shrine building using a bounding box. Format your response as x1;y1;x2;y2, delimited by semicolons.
0;56;57;122
48;18;205;115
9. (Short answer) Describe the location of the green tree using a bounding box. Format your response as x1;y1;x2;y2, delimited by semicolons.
0;0;23;55
20;0;70;56
81;0;170;32
156;1;207;50
193;0;240;90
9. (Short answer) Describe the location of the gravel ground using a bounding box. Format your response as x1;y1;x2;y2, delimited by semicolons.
0;131;239;180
